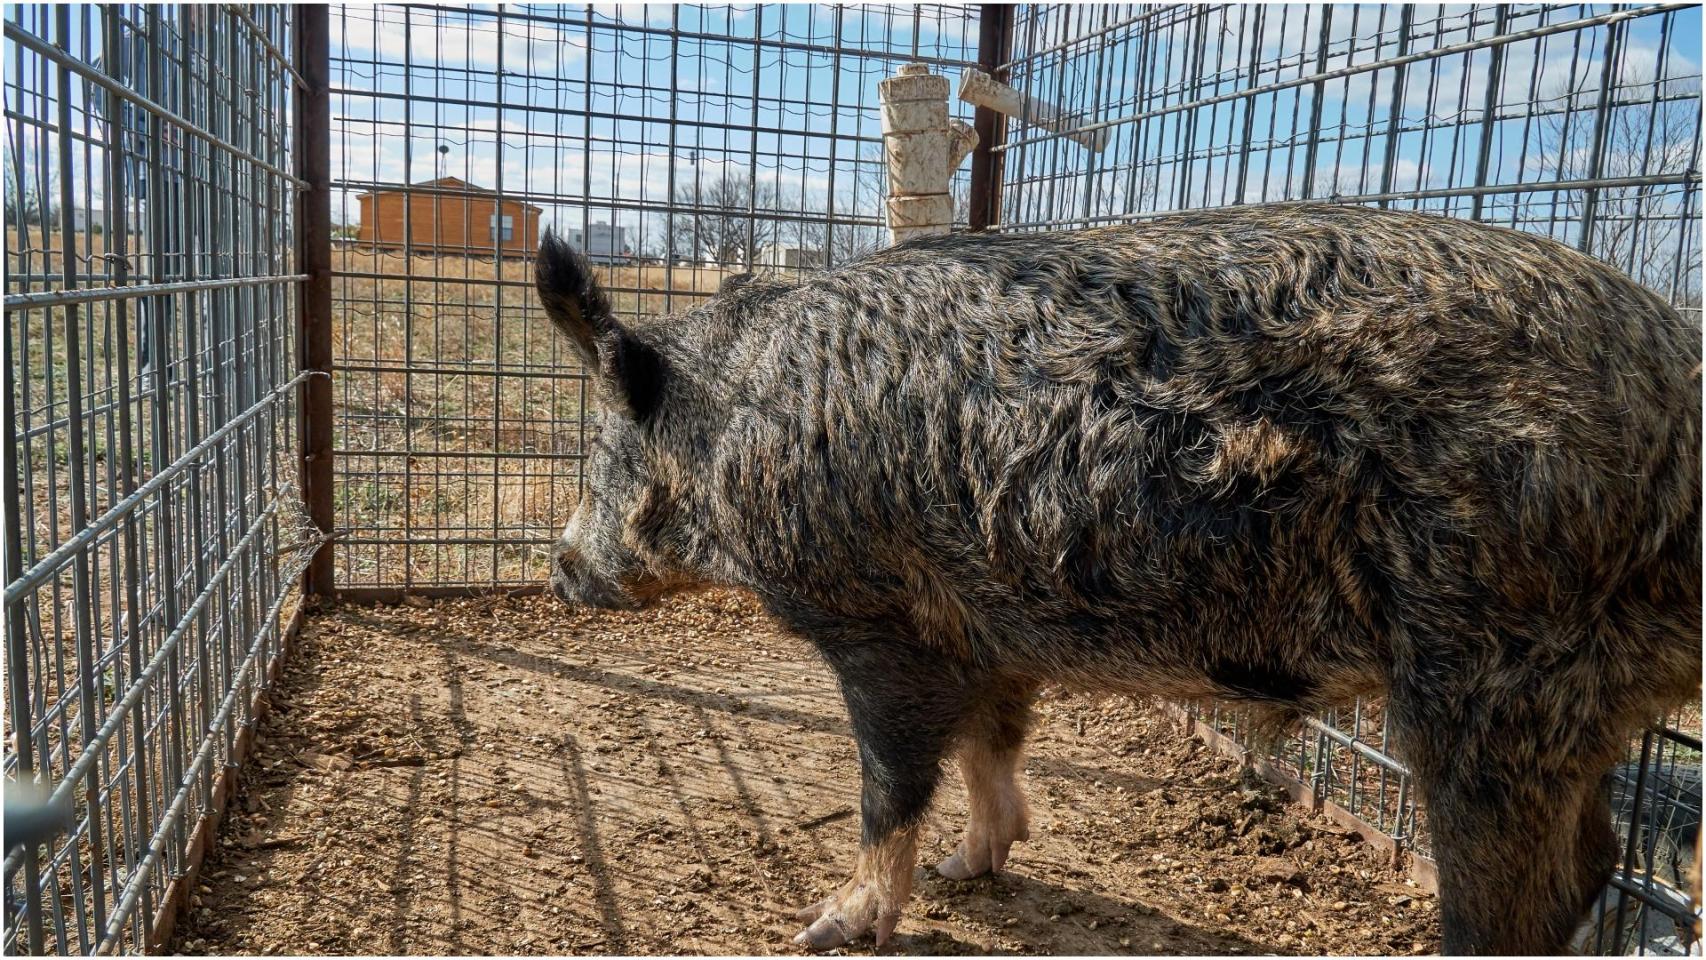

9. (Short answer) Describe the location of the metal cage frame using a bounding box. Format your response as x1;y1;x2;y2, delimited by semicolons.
5;4;311;953
4;3;1701;955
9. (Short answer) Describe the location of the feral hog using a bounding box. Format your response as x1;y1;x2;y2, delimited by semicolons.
537;203;1702;955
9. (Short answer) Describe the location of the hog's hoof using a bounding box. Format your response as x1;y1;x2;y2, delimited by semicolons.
792;885;904;950
792;834;917;950
935;810;1029;880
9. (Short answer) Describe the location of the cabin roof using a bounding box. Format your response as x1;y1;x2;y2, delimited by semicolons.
354;176;544;213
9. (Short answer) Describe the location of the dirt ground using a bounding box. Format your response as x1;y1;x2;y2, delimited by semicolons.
172;590;1439;956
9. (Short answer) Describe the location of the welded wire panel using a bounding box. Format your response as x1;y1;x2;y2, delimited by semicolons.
4;5;308;954
1000;3;1701;307
1580;720;1704;956
325;4;980;591
999;5;1703;954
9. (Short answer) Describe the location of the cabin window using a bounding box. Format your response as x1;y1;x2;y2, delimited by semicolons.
490;214;515;241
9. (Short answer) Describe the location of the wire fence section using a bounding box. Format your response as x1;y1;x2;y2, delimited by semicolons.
324;4;980;593
3;4;311;954
998;3;1701;305
4;2;1702;956
995;3;1703;955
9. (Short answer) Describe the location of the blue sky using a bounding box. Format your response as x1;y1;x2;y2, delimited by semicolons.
1003;4;1702;208
328;3;982;249
322;3;1700;287
6;3;1701;291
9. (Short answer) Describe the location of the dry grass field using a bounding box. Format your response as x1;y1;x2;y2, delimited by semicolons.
325;246;741;588
8;232;748;592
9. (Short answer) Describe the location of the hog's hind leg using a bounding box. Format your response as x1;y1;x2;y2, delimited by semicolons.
793;633;978;949
1392;683;1621;955
937;679;1037;880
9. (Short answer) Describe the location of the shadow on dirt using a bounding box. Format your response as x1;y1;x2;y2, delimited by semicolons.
171;594;1434;956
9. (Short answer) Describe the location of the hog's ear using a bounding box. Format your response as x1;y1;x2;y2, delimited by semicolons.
601;330;669;424
536;229;613;364
719;272;756;294
536;230;669;423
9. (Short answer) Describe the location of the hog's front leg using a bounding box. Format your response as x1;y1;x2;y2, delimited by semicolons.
936;680;1036;880
793;635;974;949
793;827;920;949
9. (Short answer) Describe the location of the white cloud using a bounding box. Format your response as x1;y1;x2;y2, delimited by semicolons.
331;6;586;74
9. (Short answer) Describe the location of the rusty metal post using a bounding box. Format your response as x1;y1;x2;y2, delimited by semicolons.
296;4;334;596
967;4;1013;232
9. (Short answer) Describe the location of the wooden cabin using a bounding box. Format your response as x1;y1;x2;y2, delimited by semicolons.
354;176;542;255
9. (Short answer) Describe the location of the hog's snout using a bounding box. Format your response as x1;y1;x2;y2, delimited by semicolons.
548;542;637;610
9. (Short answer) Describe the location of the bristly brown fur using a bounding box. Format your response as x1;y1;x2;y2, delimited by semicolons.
538;203;1702;954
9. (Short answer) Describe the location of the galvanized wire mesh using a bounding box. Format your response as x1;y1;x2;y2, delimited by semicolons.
5;3;1701;956
993;4;1702;954
3;4;310;954
324;4;981;594
998;3;1701;307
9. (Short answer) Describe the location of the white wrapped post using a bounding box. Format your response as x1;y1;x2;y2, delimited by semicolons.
879;63;979;245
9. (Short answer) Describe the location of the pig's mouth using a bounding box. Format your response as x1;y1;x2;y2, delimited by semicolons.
548;556;697;611
548;570;641;610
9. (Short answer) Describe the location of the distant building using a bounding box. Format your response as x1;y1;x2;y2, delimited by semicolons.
64;207;139;234
758;244;823;270
562;221;630;264
354;176;542;254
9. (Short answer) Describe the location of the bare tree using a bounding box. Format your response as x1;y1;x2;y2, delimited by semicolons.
669;170;778;266
1537;79;1702;304
3;153;53;227
810;145;974;267
772;187;885;269
834;147;896;262
663;151;979;272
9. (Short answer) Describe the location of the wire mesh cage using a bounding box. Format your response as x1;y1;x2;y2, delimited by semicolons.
3;2;1703;956
988;4;1702;954
3;4;311;953
322;4;981;594
996;4;1701;309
